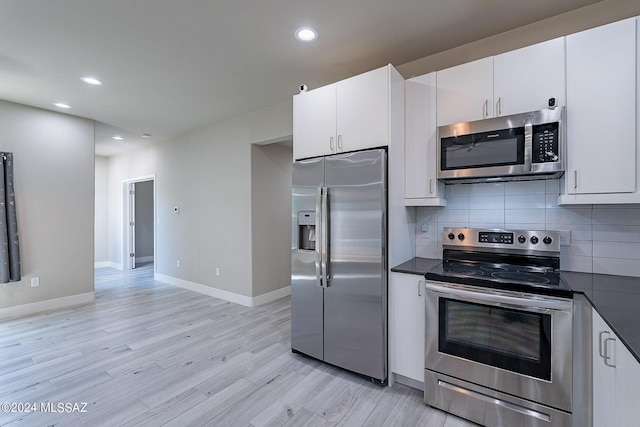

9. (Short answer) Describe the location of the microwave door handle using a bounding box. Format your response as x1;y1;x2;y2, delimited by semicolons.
524;117;533;172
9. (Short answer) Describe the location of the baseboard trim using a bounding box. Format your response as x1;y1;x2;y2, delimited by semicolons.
392;373;425;391
154;273;290;307
94;261;123;270
252;286;291;306
0;292;95;320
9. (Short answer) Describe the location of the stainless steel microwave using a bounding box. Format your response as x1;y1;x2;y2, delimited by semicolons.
437;107;565;183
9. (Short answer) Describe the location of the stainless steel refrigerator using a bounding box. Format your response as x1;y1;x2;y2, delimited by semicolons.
291;148;387;383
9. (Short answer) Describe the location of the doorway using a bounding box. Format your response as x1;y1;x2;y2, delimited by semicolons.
123;176;155;270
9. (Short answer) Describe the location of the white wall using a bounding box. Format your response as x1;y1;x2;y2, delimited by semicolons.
95;156;109;266
0;100;95;315
251;142;292;297
106;101;293;301
415;179;640;277
398;0;640;78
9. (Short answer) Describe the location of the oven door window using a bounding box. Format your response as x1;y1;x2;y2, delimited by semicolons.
440;127;525;170
438;298;551;381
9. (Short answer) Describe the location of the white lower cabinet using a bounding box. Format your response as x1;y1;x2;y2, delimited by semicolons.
389;272;425;384
592;308;640;426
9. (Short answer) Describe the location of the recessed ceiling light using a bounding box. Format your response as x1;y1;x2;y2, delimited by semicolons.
53;102;71;109
295;27;318;42
141;133;152;139
81;76;103;86
112;135;124;141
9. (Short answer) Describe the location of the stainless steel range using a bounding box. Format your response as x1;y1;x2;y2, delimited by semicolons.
423;227;589;427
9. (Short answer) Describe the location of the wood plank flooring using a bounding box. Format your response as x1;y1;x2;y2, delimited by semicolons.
0;265;476;426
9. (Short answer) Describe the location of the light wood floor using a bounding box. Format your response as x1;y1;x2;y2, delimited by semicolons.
0;264;476;426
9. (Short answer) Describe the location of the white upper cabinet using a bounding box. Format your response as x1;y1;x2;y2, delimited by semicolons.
336;66;391;153
559;18;638;203
436;57;493;126
404;73;445;205
493;37;566;116
293;83;337;160
293;65;396;160
437;38;566;127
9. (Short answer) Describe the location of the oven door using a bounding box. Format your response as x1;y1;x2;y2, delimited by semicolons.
424;281;573;412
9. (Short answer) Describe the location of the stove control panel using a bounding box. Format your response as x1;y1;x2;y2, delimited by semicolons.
478;231;513;244
444;227;560;253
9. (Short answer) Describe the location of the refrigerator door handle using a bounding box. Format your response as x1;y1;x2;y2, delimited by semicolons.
315;187;323;288
321;186;329;287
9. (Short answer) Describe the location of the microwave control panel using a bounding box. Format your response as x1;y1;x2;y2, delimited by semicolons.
532;122;560;163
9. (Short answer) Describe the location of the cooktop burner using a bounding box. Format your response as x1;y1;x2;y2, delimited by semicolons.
424;227;572;297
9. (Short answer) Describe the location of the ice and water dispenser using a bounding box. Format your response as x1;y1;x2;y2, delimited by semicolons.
297;211;316;251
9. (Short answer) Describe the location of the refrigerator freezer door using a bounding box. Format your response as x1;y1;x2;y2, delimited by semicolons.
291;157;324;360
323;149;387;381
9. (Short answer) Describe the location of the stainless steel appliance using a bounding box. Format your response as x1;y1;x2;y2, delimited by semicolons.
438;107;565;183
291;148;387;383
423;227;587;427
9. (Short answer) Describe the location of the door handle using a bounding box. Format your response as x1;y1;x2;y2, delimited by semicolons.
315;187;323;288
329;137;335;151
598;330;610;358
574;170;578;190
524;117;533;172
337;135;343;150
604;337;617;368
496;97;502;116
482;100;489;118
417;279;423;297
429;179;434;195
321;186;329;287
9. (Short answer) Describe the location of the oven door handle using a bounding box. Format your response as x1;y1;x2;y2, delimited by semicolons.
424;282;572;313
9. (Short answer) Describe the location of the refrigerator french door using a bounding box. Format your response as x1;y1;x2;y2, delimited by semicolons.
291;149;387;383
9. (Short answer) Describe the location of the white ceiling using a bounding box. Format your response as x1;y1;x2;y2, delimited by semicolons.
0;0;600;156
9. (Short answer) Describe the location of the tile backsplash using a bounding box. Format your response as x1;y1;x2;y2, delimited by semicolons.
415;179;640;277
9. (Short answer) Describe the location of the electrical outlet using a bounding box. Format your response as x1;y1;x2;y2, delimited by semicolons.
30;277;39;287
559;230;571;247
177;260;181;268
215;267;220;277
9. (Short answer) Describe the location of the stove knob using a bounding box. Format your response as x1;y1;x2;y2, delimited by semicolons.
518;235;526;244
457;233;465;241
448;232;455;240
530;236;539;244
543;236;553;245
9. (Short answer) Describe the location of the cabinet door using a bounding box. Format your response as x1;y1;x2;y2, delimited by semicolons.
336;65;390;152
612;323;640;425
436;57;493;126
592;308;640;426
566;18;637;194
494;37;566;116
593;309;616;426
293;83;337;160
389;272;425;383
405;73;445;205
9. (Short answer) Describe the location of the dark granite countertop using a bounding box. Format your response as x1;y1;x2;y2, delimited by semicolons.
391;257;640;363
